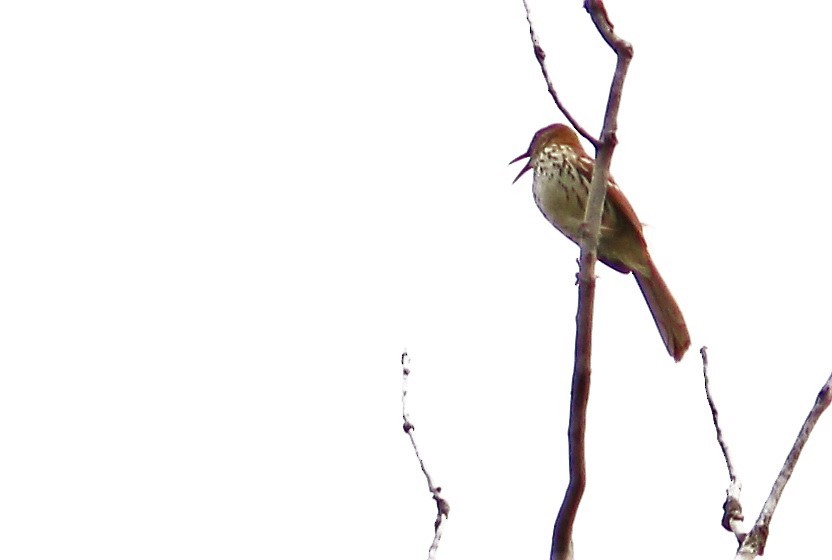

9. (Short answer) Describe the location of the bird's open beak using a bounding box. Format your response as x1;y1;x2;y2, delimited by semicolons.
509;151;532;184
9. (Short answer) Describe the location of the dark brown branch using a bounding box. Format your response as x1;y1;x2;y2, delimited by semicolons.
551;260;592;560
401;352;449;559
549;3;633;560
737;371;832;557
519;0;599;148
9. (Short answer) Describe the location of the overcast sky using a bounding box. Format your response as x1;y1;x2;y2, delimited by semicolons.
3;1;832;559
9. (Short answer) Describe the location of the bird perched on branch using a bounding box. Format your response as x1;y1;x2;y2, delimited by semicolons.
511;123;690;362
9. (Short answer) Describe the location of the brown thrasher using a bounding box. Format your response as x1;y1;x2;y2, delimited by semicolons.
511;123;690;361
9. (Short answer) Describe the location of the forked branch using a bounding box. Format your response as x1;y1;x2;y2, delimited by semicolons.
702;349;832;558
736;372;832;558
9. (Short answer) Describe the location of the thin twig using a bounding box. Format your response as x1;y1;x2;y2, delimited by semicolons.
401;352;449;560
737;371;832;558
548;3;633;560
519;0;599;148
701;347;746;542
701;347;738;481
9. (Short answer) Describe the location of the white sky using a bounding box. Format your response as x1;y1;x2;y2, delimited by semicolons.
2;1;832;559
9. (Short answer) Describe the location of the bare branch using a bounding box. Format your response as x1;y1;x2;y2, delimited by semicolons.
549;3;633;560
736;371;832;558
701;347;746;542
703;353;832;558
579;0;633;250
551;275;591;560
401;352;449;560
519;0;599;148
701;347;738;481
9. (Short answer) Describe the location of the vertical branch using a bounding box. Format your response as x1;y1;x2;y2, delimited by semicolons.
580;0;633;249
548;3;633;560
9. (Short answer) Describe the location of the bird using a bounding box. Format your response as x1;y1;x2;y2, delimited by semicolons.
511;123;690;362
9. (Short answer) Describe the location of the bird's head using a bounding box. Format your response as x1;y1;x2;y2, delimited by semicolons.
510;123;585;183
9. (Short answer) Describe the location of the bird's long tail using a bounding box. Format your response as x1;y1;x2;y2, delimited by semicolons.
633;259;691;362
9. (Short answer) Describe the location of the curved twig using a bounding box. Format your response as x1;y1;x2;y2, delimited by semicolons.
519;0;599;148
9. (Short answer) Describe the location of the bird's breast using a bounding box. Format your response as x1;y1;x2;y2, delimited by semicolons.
531;147;589;244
